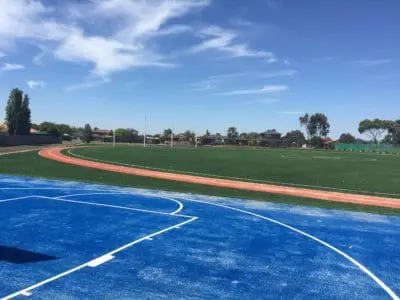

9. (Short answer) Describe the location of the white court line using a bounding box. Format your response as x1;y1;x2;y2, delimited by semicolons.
55;192;184;215
0;195;41;203
178;197;399;300
36;196;192;219
2;216;197;300
66;148;400;197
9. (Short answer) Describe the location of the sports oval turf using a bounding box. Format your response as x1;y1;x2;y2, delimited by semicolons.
65;146;400;196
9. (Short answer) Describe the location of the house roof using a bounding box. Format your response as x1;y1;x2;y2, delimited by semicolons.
0;122;42;134
93;129;113;135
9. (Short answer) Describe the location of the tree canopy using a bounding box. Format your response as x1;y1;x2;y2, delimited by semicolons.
339;133;356;144
283;130;306;146
358;119;391;143
307;113;330;139
115;128;138;143
227;126;239;144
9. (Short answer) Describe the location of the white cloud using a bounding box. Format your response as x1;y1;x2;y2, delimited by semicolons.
262;70;298;78
190;25;276;61
0;0;209;76
354;59;391;67
27;80;45;88
65;77;110;92
218;85;288;96
1;63;25;71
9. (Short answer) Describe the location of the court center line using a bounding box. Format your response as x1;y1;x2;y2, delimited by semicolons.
178;197;399;300
2;216;198;300
36;196;193;219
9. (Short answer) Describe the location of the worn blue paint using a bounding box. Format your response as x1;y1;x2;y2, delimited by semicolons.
0;175;399;299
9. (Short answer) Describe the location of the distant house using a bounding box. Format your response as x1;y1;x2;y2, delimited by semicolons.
258;129;283;147
202;134;226;145
92;128;113;142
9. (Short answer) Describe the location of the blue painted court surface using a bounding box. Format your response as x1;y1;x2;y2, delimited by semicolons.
1;175;399;299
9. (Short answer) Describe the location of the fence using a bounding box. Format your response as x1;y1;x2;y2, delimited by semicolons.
334;143;400;154
0;134;61;147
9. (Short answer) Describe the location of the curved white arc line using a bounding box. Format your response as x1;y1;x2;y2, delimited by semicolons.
54;192;184;215
160;196;184;215
178;197;399;300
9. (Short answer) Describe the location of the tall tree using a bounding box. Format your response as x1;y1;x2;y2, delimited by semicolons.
358;119;391;143
184;130;196;143
283;130;306;146
339;133;356;144
227;126;239;144
5;88;23;135
82;124;93;143
299;113;310;141
19;94;32;135
205;129;210;136
307;113;330;139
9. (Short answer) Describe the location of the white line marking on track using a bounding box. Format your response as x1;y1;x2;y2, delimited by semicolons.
2;216;197;300
178;197;399;300
20;291;31;296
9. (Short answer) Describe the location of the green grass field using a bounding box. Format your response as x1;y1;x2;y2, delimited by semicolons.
0;148;399;215
65;145;400;196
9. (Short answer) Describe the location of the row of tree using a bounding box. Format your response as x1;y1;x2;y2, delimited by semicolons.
5;88;32;135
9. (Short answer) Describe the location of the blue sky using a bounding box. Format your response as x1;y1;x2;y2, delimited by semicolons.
0;0;399;138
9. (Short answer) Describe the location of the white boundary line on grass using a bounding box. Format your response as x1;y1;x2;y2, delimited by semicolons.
66;148;400;197
178;197;399;300
1;193;197;300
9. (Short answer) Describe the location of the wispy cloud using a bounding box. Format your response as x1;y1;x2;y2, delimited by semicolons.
262;70;298;78
0;52;5;58
27;80;45;89
266;0;282;11
188;72;248;91
277;111;304;115
244;98;280;105
353;59;391;67
218;85;288;96
189;25;276;61
1;63;25;71
65;77;110;92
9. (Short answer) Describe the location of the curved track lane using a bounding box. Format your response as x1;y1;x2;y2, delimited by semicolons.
39;147;400;209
